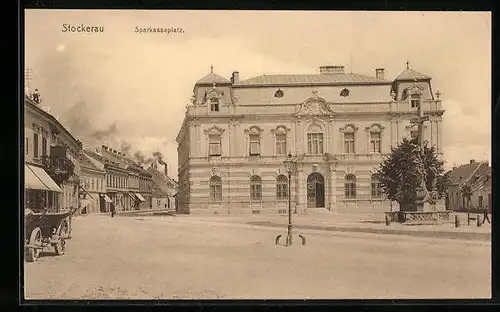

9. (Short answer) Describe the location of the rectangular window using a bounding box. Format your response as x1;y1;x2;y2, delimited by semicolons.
344;132;355;154
42;137;47;156
307;133;323;155
411;94;421;108
33;133;39;158
479;196;483;208
209;134;222;156
25;137;29;155
249;134;260;156
276;134;287;156
92;179;95;191
210;98;219;112
370;132;381;153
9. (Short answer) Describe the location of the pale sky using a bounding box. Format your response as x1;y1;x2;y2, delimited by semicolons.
24;10;491;177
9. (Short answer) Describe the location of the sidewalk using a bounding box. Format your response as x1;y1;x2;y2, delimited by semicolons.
178;212;491;241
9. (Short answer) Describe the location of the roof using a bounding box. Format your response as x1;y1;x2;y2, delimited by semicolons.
394;69;431;81
80;153;105;172
233;73;390;87
24;95;82;149
196;72;231;85
448;161;489;185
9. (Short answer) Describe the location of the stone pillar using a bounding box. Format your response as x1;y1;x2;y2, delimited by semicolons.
437;117;443;154
329;116;334;154
329;163;336;211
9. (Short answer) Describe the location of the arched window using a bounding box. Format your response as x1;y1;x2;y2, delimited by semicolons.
344;174;357;199
209;176;222;201
250;175;262;200
276;175;288;200
371;174;383;198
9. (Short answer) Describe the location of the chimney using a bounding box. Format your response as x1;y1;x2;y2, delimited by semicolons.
375;68;385;80
319;65;344;74
470;159;475;164
231;71;240;83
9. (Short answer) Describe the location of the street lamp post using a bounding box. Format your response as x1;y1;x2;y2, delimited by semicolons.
283;151;296;246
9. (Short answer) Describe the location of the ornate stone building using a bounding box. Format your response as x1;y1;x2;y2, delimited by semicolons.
176;64;445;214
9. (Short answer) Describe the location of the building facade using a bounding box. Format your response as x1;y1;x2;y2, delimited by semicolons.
79;151;107;214
148;161;178;210
176;64;445;214
24;94;82;213
446;160;491;213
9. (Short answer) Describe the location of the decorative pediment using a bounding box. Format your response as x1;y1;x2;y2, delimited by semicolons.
244;125;264;135
296;91;334;116
271;125;291;134
339;124;358;133
204;125;225;135
344;167;355;176
366;123;385;132
402;84;424;100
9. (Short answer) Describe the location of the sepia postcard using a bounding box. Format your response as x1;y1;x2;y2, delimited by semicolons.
22;9;491;300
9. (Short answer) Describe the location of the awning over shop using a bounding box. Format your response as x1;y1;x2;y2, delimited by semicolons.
135;193;146;202
25;164;63;193
128;193;136;200
102;194;113;203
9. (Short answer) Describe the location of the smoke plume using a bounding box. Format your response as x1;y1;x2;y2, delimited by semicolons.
134;150;154;165
92;121;119;140
121;140;132;155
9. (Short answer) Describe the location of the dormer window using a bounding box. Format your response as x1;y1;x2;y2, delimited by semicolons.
340;88;350;97
210;97;219;112
410;94;421;108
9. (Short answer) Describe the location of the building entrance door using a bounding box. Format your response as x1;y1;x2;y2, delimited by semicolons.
307;172;325;208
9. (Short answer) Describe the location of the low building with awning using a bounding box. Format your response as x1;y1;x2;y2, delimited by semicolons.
25;94;83;213
24;164;63;211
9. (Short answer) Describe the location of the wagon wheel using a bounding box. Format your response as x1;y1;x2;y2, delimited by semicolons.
25;227;42;262
54;238;66;256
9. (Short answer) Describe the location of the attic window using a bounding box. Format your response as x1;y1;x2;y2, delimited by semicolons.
340;88;350;97
210;97;219;112
410;94;421;108
274;89;284;98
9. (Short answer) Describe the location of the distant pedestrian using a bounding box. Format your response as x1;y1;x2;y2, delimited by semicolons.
482;206;490;224
110;205;115;218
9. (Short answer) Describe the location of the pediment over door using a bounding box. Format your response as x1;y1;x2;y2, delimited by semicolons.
296;91;334;117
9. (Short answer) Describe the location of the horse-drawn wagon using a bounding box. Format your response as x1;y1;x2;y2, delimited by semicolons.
24;209;73;262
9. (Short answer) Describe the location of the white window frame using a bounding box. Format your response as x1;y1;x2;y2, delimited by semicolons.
307;133;324;155
371;174;383;199
209;175;222;202
250;175;262;200
344;174;357;199
209;134;222;156
276;174;288;200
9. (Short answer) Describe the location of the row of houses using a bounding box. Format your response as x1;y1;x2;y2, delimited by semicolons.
24;93;178;215
445;159;492;213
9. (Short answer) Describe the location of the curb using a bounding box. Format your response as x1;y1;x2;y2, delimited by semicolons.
247;221;491;241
